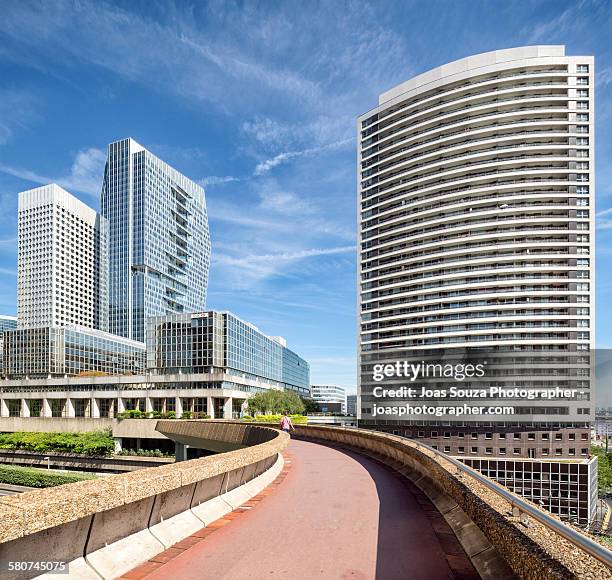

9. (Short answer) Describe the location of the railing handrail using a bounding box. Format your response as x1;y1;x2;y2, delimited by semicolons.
367;429;612;568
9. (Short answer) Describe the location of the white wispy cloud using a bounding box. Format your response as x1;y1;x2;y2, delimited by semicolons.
0;88;38;145
0;148;105;197
598;67;612;88
212;245;356;289
215;245;355;268
254;138;351;175
200;175;241;187
523;5;579;43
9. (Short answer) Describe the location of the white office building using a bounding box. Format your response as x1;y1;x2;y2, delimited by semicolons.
17;184;108;331
358;46;596;524
311;385;347;414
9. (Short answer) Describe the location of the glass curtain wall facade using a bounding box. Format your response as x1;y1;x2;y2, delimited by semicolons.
101;138;211;343
3;326;146;378
0;315;17;377
358;46;595;452
147;311;310;394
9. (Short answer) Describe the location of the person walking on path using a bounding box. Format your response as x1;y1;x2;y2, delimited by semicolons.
280;412;295;434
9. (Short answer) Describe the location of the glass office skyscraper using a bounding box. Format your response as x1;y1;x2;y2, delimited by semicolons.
101;138;211;343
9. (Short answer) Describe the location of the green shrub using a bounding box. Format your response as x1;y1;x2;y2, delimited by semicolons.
0;429;115;456
117;409;145;419
253;414;307;425
181;411;192;419
241;415;254;421
117;448;173;458
192;412;211;419
0;465;96;488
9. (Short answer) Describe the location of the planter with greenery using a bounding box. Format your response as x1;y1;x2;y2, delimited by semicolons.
116;448;174;458
116;410;206;420
0;429;115;456
0;464;96;488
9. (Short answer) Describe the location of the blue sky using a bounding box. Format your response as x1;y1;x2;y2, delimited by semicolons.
1;0;612;392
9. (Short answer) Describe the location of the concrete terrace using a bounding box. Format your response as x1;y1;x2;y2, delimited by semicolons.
1;422;610;580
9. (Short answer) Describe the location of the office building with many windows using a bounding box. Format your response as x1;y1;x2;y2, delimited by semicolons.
3;326;145;378
146;311;310;395
17;184;108;331
358;46;596;523
311;385;347;414
0;315;17;378
347;394;357;416
0;312;310;421
101;138;211;343
0;316;17;333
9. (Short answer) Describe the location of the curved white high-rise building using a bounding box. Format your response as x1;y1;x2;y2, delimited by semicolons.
358;47;594;456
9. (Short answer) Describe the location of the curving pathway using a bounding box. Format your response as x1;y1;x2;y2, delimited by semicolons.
124;439;478;579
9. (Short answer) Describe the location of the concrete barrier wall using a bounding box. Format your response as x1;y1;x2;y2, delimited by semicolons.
0;421;288;580
294;425;611;580
0;416;170;440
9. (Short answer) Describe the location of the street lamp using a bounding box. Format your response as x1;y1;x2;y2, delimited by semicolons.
43;456;50;470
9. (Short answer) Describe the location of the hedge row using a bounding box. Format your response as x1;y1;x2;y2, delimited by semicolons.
0;464;96;488
117;410;211;419
0;430;115;456
246;414;308;425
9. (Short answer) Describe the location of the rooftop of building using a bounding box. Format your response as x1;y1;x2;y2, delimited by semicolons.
18;183;100;224
148;310;288;348
6;324;145;348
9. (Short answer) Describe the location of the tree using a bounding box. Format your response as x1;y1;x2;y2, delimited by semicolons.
592;446;612;493
247;390;305;415
301;397;320;413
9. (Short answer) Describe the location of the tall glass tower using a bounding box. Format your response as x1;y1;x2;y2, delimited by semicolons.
101;138;211;343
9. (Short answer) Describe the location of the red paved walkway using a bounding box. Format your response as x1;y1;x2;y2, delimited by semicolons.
127;439;477;579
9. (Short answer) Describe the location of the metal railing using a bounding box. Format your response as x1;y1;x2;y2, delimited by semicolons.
403;436;612;569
